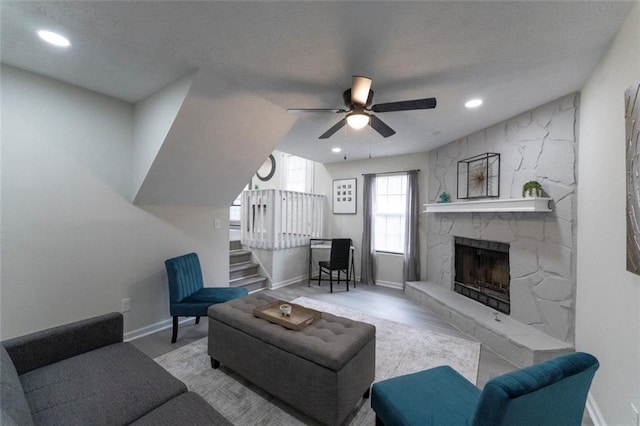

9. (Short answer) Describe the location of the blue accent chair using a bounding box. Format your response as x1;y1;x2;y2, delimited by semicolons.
371;351;599;426
165;252;248;343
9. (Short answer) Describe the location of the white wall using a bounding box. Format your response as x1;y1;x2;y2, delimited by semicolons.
320;152;430;287
1;65;230;339
251;246;310;289
133;71;196;201
576;2;640;424
133;69;296;207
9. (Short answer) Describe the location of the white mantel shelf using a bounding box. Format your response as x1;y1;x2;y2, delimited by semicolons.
423;197;552;213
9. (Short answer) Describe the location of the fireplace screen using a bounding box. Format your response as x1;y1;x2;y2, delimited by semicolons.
454;237;510;314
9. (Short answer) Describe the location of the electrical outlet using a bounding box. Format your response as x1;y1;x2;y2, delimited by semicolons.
214;219;221;229
121;298;131;313
632;403;639;426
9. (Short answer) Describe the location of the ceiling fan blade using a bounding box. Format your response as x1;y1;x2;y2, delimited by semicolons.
352;76;372;106
319;118;347;139
371;97;437;113
369;115;396;138
287;108;346;113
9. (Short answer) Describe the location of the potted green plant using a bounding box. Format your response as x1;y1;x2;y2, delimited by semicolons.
522;180;542;198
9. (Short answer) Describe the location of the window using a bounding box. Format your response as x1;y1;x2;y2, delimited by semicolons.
375;174;407;253
283;154;313;193
281;154;315;235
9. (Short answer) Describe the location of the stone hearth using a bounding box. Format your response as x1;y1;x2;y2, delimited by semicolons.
406;281;572;367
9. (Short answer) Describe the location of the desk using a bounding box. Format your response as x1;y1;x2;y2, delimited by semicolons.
308;239;355;290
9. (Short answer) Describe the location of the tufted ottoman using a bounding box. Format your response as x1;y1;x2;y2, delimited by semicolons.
208;293;376;426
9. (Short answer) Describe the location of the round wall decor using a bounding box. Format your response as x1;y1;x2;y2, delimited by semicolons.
256;154;276;181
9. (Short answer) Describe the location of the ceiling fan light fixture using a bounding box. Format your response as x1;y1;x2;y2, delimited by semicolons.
290;75;436;139
346;112;369;129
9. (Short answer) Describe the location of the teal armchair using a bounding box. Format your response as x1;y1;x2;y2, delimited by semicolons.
165;252;248;343
371;351;599;426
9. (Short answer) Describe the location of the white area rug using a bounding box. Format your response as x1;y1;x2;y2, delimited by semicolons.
155;297;480;425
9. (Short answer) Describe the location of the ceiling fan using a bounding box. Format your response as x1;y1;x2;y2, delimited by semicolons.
287;76;436;139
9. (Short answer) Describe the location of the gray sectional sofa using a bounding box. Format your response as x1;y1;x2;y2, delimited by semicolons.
1;312;230;426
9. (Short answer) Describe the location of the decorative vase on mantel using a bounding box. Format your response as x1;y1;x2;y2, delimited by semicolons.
522;181;543;198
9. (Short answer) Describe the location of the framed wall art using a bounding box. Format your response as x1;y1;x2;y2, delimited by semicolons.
256;154;276;182
457;152;500;199
333;178;357;214
626;80;640;275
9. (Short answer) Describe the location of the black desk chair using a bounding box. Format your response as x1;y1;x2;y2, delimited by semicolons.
319;238;352;293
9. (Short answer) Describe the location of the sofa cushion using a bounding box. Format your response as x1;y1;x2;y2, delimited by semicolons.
0;346;34;426
130;391;232;426
2;312;123;376
208;293;376;371
19;342;187;425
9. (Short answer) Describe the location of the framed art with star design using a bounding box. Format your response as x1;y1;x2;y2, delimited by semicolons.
457;153;500;199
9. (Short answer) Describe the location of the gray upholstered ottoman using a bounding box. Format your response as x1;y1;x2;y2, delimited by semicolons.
208;293;376;426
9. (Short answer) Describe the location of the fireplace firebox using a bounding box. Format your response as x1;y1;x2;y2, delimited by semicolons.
454;237;510;314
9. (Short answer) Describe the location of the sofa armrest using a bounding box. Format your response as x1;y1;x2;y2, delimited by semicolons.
1;312;123;375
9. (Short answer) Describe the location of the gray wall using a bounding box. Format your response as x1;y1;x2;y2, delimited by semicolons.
1;65;231;339
247;150;431;289
576;2;640;424
426;93;578;342
321;152;430;288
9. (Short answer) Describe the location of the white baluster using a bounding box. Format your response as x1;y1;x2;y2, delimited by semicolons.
242;189;325;249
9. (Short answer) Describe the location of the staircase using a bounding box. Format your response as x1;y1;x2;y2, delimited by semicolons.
229;240;268;293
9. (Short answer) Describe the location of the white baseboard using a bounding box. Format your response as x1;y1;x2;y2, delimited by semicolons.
125;273;372;340
586;392;607;426
375;280;403;290
270;274;308;290
123;317;194;342
271;274;360;290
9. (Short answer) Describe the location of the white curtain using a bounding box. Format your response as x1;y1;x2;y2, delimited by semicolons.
403;170;420;286
360;174;376;285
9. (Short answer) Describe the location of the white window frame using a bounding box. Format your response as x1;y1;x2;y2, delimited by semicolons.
374;174;407;254
282;154;314;193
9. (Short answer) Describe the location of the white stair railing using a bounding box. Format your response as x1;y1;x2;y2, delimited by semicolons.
241;189;325;250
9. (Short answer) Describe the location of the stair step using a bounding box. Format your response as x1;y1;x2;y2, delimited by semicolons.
229;261;258;272
230;275;268;293
230;261;260;280
230;249;252;265
228;242;266;292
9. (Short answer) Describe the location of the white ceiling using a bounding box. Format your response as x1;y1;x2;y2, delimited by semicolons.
1;1;634;164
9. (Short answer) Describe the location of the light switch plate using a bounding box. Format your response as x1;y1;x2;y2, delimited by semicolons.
121;298;131;313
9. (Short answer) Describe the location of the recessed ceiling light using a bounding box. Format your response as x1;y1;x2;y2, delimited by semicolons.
37;30;70;47
465;99;483;108
332;147;342;153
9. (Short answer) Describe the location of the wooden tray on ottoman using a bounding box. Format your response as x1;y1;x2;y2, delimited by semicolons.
253;300;322;330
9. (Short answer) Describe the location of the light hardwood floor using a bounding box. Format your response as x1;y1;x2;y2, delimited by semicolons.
132;230;592;424
130;280;516;389
131;279;593;425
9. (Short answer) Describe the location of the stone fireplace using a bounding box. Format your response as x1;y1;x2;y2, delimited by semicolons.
423;93;578;344
454;237;510;314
